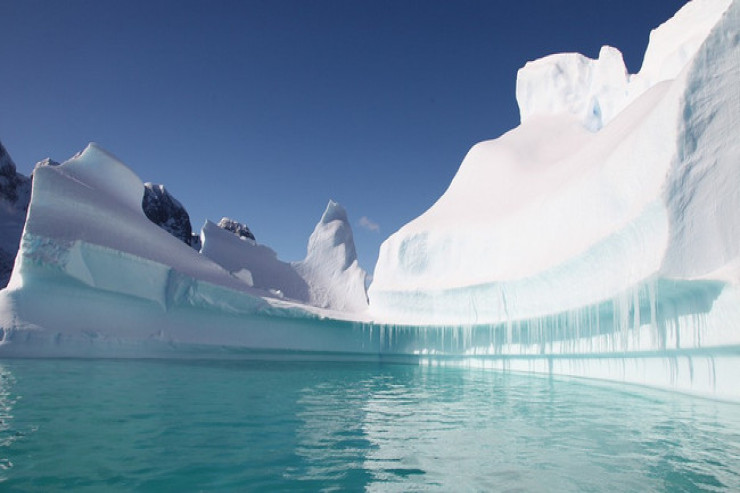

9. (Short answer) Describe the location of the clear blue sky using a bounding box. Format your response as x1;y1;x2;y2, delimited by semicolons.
1;0;687;273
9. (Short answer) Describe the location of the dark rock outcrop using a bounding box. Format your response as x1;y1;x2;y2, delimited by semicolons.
217;217;255;241
142;183;194;246
0;141;31;207
0;140;32;288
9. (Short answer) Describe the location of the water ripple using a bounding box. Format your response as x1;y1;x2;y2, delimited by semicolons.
0;360;736;491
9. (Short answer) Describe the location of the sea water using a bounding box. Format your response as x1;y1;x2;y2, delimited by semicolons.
0;358;738;491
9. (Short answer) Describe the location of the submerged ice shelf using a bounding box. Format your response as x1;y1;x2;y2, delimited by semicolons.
0;0;739;401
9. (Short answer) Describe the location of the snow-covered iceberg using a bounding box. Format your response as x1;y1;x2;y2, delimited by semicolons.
0;0;738;401
366;0;740;397
370;0;738;325
0;144;371;357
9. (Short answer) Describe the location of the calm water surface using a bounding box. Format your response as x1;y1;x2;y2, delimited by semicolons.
0;358;738;491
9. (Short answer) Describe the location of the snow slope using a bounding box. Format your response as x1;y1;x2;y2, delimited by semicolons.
200;218;311;300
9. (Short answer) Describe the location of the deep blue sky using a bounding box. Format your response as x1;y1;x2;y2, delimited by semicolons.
1;0;687;273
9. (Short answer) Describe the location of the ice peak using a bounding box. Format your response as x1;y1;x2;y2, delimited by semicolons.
320;199;349;225
294;200;368;311
51;142;145;213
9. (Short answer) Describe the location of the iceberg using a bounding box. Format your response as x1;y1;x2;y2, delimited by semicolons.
0;0;738;401
0;143;373;355
370;0;739;325
367;0;740;396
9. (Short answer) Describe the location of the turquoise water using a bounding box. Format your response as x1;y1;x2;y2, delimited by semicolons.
0;359;738;491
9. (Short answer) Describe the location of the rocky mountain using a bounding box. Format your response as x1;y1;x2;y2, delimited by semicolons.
142;183;194;247
0;141;31;288
217;217;255;241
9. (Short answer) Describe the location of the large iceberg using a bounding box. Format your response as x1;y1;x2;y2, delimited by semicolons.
365;0;740;397
0;144;371;357
370;0;738;326
0;0;738;400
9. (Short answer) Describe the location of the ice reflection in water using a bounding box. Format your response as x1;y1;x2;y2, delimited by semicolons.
293;366;740;491
0;359;737;491
0;365;17;474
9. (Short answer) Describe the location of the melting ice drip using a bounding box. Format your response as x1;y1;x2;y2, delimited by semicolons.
362;278;727;357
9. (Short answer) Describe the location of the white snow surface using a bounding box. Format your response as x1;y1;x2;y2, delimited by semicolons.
369;0;740;326
294;200;369;312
